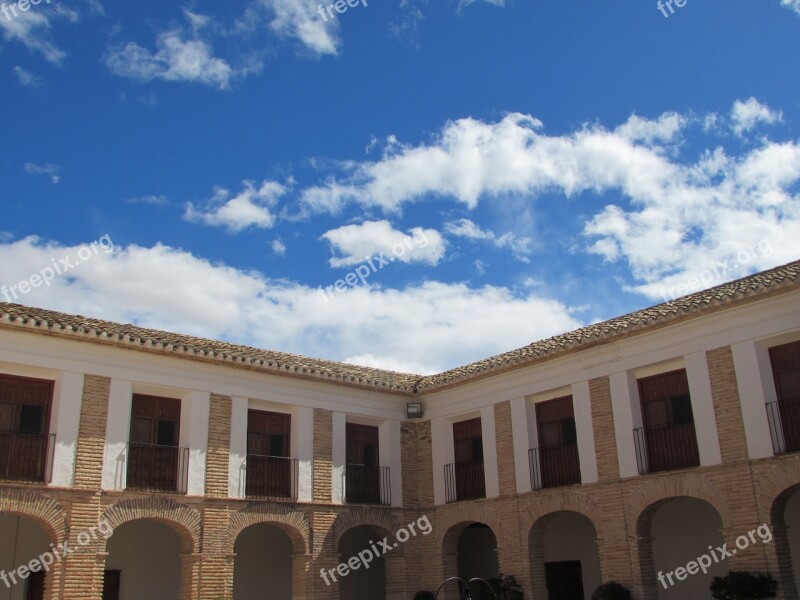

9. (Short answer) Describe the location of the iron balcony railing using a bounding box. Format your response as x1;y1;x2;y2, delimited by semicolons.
245;455;299;500
444;461;486;503
343;465;391;505
126;442;189;493
766;399;800;455
529;444;581;490
0;432;56;483
633;422;700;475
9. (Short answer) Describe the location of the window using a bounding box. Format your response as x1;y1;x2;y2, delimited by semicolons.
129;394;181;447
768;340;800;453
0;374;54;482
534;396;581;488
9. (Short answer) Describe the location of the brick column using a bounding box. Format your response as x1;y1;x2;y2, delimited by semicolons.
384;552;406;600
180;552;202;600
313;409;333;503
707;346;749;464
589;377;620;482
205;394;232;498
73;375;111;490
494;402;517;497
292;553;312;600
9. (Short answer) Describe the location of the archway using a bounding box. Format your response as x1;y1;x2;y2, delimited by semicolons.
233;523;294;600
0;514;54;600
337;525;386;600
104;519;183;600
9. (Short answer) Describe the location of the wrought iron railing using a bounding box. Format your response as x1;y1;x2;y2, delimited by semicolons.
766;399;800;454
0;432;56;483
444;461;486;503
633;423;700;475
529;444;581;490
245;455;298;500
343;465;391;505
126;442;189;493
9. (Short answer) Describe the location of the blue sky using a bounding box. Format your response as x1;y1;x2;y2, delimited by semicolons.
1;0;799;374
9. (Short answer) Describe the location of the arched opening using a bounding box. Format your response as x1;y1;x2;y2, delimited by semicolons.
0;514;54;600
233;523;293;600
639;497;726;600
337;525;386;600
104;519;182;600
770;484;800;600
530;511;600;600
440;522;498;600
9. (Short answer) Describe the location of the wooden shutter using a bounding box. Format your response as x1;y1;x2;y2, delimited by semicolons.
346;423;379;466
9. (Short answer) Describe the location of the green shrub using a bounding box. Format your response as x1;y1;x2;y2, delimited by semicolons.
487;574;524;600
591;581;633;600
710;571;778;600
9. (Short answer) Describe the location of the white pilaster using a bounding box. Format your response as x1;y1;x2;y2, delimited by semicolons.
685;352;723;466
228;396;248;498
731;341;776;458
572;381;598;484
49;371;84;488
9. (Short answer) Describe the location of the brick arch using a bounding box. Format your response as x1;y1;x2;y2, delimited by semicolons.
0;488;67;542
758;458;800;600
331;508;404;553
756;456;800;520
228;503;310;555
628;474;731;533
101;497;201;553
519;489;603;540
436;503;503;551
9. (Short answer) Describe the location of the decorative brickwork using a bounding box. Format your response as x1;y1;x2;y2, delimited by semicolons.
707;346;749;463
494;402;516;496
73;375;110;490
205;394;232;498
227;503;311;554
100;497;201;553
313;409;333;503
589;376;620;482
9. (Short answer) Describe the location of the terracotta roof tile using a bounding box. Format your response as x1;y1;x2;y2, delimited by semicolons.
1;259;798;395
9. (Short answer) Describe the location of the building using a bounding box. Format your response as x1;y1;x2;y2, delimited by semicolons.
0;259;799;600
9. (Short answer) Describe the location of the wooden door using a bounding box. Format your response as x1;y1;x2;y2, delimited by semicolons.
770;341;800;451
246;410;291;497
127;394;181;491
345;423;380;503
102;570;121;600
453;417;485;500
0;374;53;482
545;561;584;600
536;396;580;487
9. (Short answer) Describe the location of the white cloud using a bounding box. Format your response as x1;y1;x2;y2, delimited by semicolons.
458;0;505;8
23;162;60;184
0;237;581;374
125;194;168;206
105;11;261;89
298;102;799;301
444;218;532;262
236;0;340;56
321;220;445;267
184;180;288;232
730;98;783;137
781;0;800;15
0;6;74;64
13;66;41;87
271;239;287;255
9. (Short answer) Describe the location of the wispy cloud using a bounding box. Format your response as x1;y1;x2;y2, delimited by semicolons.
125;194;168;206
781;0;800;15
445;218;532;262
236;0;340;56
730;97;783;137
13;65;42;87
184;180;288;231
23;162;60;184
105;10;261;89
0;5;79;64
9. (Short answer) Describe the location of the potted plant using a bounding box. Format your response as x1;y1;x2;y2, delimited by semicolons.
710;571;778;600
488;573;524;599
591;581;633;600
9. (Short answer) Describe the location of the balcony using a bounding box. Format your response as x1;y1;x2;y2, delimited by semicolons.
633;423;700;474
444;461;486;503
343;465;391;505
245;454;298;500
767;400;800;454
529;444;581;490
0;432;55;483
126;442;189;493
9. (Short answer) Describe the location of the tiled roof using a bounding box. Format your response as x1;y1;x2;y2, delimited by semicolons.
1;259;798;395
